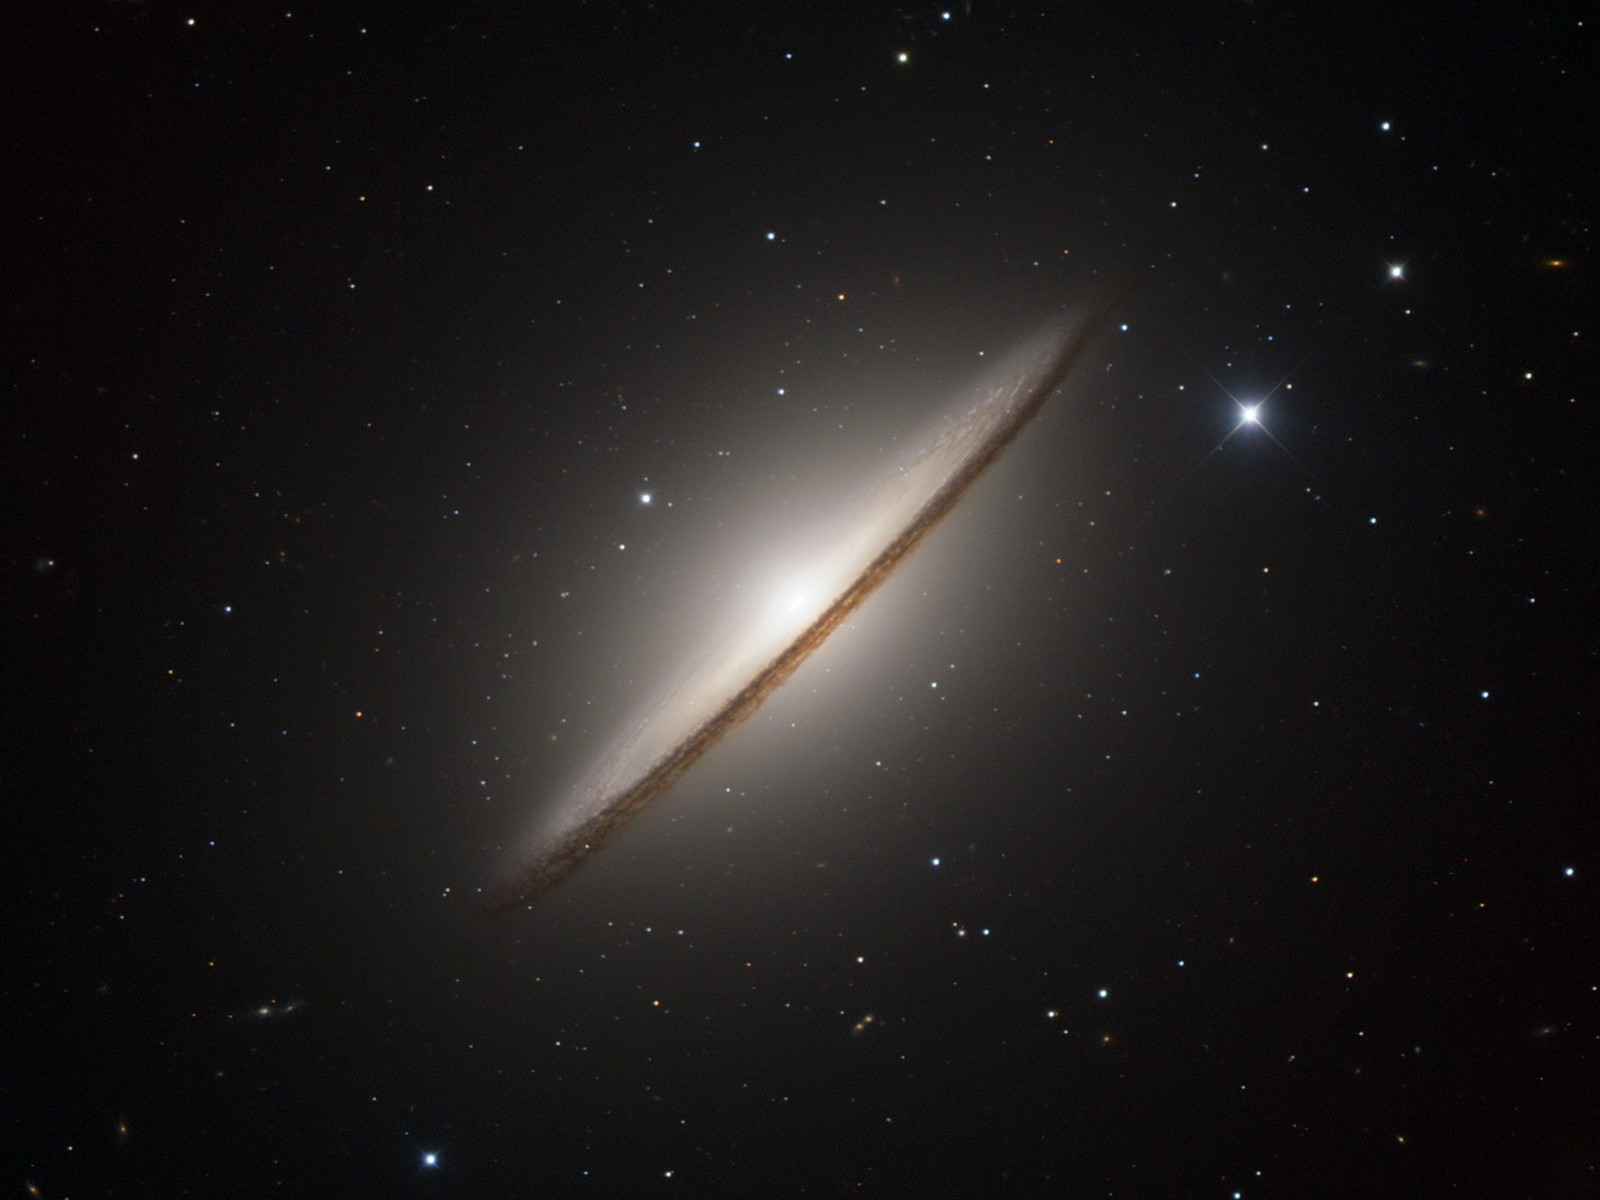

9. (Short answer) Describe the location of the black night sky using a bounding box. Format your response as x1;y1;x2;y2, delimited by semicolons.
8;3;1597;1196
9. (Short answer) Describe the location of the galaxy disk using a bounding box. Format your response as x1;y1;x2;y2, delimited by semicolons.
492;301;1110;909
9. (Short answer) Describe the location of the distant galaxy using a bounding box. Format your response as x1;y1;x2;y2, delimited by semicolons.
492;300;1111;908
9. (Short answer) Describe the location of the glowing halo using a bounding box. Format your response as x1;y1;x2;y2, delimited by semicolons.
489;300;1112;909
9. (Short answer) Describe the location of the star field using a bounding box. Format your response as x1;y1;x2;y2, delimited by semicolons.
7;3;1596;1197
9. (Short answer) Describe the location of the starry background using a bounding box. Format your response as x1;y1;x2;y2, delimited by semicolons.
8;2;1597;1196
